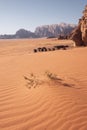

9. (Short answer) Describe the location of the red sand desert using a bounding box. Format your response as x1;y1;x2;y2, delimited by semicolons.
0;38;87;130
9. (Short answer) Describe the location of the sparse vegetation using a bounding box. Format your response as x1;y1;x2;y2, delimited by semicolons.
24;71;74;89
24;73;40;88
45;71;62;81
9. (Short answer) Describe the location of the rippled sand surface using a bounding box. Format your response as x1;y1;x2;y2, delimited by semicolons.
0;39;87;130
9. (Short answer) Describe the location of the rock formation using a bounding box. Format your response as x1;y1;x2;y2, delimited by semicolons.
70;5;87;46
15;29;38;38
0;23;76;39
35;23;76;38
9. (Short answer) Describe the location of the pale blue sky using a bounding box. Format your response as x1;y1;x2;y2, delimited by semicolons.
0;0;86;34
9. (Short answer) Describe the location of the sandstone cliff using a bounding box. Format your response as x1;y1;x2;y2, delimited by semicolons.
70;5;87;46
35;23;76;38
0;23;76;39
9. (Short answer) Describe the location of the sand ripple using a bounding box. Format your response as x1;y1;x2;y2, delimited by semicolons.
0;39;87;130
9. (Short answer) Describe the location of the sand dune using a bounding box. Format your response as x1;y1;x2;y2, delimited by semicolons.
0;39;87;130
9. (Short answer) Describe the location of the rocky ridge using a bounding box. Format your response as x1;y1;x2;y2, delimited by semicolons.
70;5;87;46
0;23;76;39
35;23;76;37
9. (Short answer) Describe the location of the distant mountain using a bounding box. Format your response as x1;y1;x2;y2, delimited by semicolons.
0;23;76;39
0;34;16;39
15;29;38;38
0;29;38;39
35;23;76;37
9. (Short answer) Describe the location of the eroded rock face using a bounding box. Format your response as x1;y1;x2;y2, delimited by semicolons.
81;17;87;45
70;5;87;46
